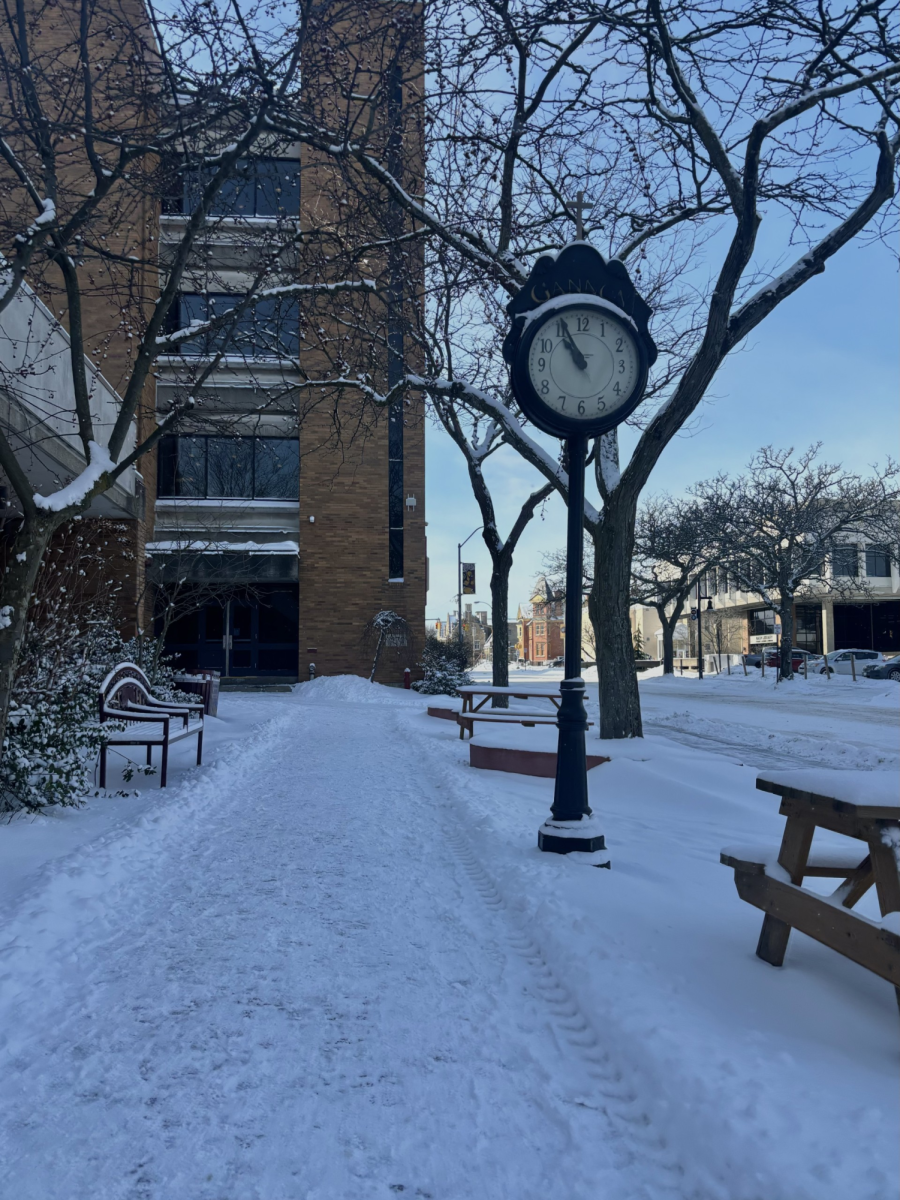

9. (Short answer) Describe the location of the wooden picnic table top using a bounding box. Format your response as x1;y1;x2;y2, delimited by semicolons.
457;684;561;696
757;770;899;821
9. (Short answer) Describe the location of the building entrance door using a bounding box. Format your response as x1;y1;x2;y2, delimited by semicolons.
162;585;298;679
223;587;299;677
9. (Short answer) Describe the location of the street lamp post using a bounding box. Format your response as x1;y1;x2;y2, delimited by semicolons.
457;526;482;654
502;239;657;859
695;578;715;678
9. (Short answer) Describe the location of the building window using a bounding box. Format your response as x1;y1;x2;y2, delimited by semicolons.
163;158;301;218
388;408;404;578
795;605;822;653
749;608;776;637
831;544;860;577
158;436;298;499
166;293;300;358
866;545;891;577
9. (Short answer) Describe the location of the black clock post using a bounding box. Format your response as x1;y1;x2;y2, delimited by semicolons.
502;242;657;857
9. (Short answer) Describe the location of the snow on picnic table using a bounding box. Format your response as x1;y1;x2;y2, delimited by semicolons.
0;676;896;1200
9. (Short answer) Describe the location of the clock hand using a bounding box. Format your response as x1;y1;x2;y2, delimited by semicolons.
557;317;588;371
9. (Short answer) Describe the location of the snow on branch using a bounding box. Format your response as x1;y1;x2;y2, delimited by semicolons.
155;279;378;349
33;442;115;513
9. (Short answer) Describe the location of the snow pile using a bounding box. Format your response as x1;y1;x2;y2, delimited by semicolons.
294;673;428;707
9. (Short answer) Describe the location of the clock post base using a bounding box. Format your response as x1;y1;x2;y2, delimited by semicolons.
538;815;609;861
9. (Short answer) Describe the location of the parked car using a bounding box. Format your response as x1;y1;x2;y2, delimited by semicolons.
762;648;822;671
819;649;884;676
742;652;763;669
549;656;565;668
863;654;900;682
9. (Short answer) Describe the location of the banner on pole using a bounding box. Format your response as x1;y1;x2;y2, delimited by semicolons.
462;564;476;594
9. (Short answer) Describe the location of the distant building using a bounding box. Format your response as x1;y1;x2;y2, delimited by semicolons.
629;544;900;659
516;579;565;664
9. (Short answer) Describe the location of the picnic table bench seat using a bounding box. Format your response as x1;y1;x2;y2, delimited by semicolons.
721;769;900;1008
99;663;204;788
456;709;595;740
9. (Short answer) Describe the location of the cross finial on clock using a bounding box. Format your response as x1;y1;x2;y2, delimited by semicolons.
573;190;588;240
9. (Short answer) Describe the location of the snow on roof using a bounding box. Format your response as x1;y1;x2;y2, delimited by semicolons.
145;539;299;555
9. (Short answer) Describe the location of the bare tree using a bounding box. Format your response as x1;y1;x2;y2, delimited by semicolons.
695;445;900;680
631;495;720;675
270;0;900;738
431;399;552;705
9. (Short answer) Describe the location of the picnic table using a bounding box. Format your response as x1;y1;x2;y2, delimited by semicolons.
453;684;567;740
457;684;561;713
721;769;900;1009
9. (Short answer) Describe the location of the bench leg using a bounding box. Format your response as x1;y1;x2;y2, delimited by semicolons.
99;745;107;789
196;730;203;766
831;855;874;909
757;815;815;967
147;745;152;766
160;741;169;788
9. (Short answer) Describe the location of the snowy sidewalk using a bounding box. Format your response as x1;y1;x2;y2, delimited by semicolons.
0;692;685;1200
0;680;897;1200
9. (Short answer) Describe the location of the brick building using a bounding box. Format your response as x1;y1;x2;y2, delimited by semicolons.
1;0;426;685
151;6;426;685
515;581;566;664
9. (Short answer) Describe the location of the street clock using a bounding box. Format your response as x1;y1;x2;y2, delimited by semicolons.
501;241;658;857
511;294;650;438
503;243;657;438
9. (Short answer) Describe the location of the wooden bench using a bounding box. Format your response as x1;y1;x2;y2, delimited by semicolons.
721;769;900;1009
99;663;204;788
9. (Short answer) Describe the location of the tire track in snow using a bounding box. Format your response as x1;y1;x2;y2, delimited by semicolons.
397;710;708;1200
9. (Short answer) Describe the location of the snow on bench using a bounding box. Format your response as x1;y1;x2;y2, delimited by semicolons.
99;664;204;788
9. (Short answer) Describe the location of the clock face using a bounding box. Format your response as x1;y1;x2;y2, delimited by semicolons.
526;304;641;423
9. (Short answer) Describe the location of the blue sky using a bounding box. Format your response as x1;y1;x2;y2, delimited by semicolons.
424;235;899;622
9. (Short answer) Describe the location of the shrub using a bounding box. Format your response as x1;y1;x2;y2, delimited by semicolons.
412;633;472;696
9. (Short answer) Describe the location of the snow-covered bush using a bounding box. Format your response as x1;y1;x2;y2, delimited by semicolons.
412;633;472;696
0;523;188;812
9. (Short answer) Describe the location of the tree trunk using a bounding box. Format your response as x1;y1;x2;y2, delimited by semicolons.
0;516;57;763
779;596;795;681
587;558;601;716
658;610;676;674
595;491;642;739
490;555;510;707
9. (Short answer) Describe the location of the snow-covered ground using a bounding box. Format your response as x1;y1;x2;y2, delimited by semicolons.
0;674;897;1199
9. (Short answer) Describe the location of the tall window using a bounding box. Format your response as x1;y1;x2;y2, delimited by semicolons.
795;605;822;653
386;67;405;580
831;543;860;577
749;609;776;637
165;293;300;359
169;293;300;359
865;545;891;577
158;436;298;499
163;158;301;218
